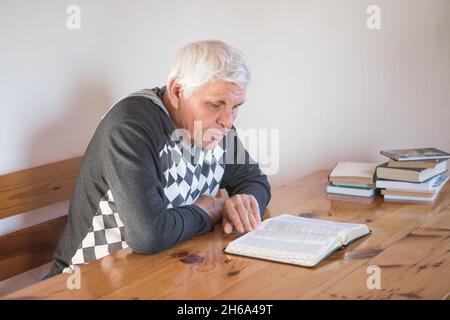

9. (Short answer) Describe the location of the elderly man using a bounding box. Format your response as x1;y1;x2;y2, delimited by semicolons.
48;40;271;277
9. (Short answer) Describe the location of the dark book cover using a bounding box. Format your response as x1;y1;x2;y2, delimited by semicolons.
380;148;450;161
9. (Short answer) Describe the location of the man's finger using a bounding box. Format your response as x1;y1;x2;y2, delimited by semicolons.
222;215;233;234
236;202;253;233
249;196;261;226
225;203;245;234
243;197;257;230
247;206;256;230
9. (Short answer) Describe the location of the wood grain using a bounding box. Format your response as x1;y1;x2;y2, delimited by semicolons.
0;216;67;281
0;157;81;280
0;157;82;220
3;170;450;300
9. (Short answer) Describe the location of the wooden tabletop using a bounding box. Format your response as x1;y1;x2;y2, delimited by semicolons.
4;170;450;300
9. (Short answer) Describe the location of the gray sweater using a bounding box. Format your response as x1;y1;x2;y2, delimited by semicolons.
48;87;271;277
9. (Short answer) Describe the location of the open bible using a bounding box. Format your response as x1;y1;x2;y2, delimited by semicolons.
224;214;371;267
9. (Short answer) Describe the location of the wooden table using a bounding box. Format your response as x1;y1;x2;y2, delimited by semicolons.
4;170;450;300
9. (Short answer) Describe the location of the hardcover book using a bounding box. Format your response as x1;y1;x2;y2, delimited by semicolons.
329;162;378;185
380;148;450;161
376;161;447;183
225;214;371;267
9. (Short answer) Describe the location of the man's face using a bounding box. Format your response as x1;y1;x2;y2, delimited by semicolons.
177;80;246;149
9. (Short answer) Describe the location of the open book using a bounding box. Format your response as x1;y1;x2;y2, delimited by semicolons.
224;214;371;267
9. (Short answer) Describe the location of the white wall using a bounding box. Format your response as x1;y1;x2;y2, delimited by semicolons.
1;0;449;234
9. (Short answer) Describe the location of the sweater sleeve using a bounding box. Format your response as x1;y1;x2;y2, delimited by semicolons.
102;120;215;255
219;127;272;217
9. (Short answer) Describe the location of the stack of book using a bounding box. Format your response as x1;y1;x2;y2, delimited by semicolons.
376;148;450;203
326;162;379;202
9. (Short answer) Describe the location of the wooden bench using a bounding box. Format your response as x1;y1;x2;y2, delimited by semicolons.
0;157;82;289
0;155;227;296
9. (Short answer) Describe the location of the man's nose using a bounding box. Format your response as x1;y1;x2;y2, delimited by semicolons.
217;110;234;130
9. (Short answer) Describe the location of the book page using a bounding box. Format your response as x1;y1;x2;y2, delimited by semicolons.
267;214;370;245
226;215;343;262
263;214;362;237
225;214;370;266
263;214;370;245
231;230;337;255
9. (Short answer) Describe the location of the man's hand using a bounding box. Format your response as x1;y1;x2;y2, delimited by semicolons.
222;194;261;234
194;195;223;224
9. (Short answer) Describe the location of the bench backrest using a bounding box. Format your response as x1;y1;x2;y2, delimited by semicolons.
0;157;82;280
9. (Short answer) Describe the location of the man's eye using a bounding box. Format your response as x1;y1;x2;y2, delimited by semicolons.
210;103;221;108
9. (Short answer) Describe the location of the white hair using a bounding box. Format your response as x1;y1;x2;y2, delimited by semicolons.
167;40;251;99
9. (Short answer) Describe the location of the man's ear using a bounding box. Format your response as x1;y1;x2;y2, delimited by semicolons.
167;78;182;109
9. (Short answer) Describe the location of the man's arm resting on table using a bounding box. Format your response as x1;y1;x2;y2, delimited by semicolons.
103;121;222;255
